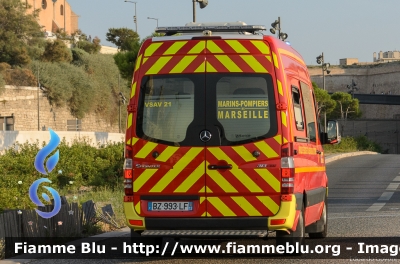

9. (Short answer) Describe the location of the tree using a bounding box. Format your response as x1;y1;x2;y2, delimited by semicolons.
106;28;141;80
113;45;140;80
42;39;72;63
312;82;336;119
0;0;42;66
329;92;361;120
106;28;140;51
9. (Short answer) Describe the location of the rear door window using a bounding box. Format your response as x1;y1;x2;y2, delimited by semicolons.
136;75;200;145
208;74;277;145
136;74;277;146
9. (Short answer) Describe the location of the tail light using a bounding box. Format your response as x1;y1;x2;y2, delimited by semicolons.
125;145;133;158
123;158;133;196
281;143;294;194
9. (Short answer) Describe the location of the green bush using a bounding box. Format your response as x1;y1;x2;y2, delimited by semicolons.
323;136;382;153
41;39;72;63
0;139;124;212
28;54;129;125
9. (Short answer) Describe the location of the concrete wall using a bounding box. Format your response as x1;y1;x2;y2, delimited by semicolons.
0;85;120;132
100;46;118;55
339;119;400;154
308;62;400;119
0;131;124;152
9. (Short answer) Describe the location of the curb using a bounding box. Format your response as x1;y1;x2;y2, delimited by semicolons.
325;151;379;164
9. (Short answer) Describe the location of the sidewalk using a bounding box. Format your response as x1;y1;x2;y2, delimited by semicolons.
325;151;378;164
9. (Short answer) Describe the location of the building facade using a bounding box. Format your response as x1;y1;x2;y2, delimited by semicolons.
26;0;79;35
339;58;359;66
373;51;400;63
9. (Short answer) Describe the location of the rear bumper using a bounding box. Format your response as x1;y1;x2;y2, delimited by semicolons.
124;194;297;233
146;217;268;230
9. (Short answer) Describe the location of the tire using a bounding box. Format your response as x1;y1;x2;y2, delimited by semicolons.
276;204;305;255
308;198;328;239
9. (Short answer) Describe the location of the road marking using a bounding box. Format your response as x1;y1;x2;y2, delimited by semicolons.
386;183;400;191
330;214;400;219
366;203;386;211
393;176;400;181
329;197;371;199
378;192;394;201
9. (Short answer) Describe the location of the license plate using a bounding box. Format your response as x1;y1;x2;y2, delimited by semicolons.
148;201;193;211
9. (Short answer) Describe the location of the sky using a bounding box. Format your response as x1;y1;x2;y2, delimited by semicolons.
67;0;400;66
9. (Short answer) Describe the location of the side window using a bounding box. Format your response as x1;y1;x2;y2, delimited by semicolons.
300;82;318;142
292;86;304;131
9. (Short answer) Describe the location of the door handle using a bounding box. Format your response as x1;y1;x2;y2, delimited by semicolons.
316;150;322;154
208;164;232;170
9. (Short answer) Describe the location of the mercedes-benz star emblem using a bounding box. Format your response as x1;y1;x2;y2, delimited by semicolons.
199;130;212;142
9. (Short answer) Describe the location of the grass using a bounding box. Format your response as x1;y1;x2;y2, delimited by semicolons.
60;186;126;234
323;136;382;154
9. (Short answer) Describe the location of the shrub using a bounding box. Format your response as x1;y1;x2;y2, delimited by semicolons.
323;136;382;153
41;39;72;63
0;139;124;212
28;54;129;125
2;67;37;86
75;38;101;54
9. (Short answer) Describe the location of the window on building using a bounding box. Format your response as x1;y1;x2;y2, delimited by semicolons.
41;0;47;9
60;5;64;15
0;116;15;131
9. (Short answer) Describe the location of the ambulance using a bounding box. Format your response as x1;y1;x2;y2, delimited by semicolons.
122;21;340;247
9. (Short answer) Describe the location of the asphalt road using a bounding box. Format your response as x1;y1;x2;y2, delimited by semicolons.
7;154;400;264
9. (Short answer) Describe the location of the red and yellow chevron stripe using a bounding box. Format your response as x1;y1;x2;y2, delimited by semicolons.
129;137;281;217
136;39;274;75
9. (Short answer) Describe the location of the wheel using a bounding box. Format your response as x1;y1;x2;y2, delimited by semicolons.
276;204;305;255
308;198;327;239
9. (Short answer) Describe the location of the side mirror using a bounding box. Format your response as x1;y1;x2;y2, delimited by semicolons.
326;120;341;145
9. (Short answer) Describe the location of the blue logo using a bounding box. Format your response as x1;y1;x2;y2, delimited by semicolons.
34;128;60;175
30;128;61;219
29;178;61;219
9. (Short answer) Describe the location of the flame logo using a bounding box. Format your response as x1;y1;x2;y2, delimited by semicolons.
30;128;61;218
34;128;60;174
29;178;61;219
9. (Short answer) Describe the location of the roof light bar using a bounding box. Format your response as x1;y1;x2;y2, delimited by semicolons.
155;25;266;36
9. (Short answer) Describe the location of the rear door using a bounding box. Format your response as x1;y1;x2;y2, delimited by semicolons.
203;39;282;217
131;40;208;218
